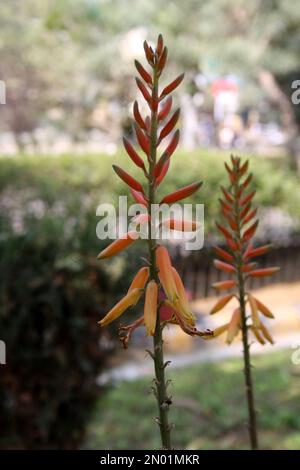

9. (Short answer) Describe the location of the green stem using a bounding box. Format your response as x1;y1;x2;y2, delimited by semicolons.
233;176;258;450
147;64;172;450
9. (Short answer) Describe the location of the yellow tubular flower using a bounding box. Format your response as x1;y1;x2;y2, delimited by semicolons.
248;293;260;328
211;323;230;339
260;321;274;344
226;307;241;344
171;267;195;325
144;280;158;336
156;245;178;302
98;288;143;327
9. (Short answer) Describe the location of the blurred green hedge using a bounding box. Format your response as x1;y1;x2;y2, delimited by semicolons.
0;150;299;448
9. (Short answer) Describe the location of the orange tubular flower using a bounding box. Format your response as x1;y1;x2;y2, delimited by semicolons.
144;280;158;336
156;245;178;302
210;156;279;346
97;231;138;259
209;155;280;450
98;288;143;327
127;267;149;292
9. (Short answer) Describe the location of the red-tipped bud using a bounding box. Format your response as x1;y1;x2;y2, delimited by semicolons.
160;73;184;99
154;152;169;178
143;40;154;64
158;46;168;72
135;77;151;103
242;262;257;272
113;165;144;192
164;129;180;157
212;280;237;290
155;159;170;187
123;137;145;171
134;60;152;85
241;173;253;190
159;109;180;140
240;202;251;220
133;101;147;131
242;219;259;242
130;188;147;206
215;222;232;240
240;190;256;206
213;260;235;273
227;238;240;251
145;116;151;132
158;96;172;121
242;208;258;225
224;162;233;176
221;186;233;204
214;246;234;262
227;215;238;231
219;198;232;213
244;244;272;260
239;159;249;177
134;124;150;156
249;267;280;278
156;34;164;56
160;181;202;204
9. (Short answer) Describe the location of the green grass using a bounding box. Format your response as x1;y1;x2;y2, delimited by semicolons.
84;350;300;450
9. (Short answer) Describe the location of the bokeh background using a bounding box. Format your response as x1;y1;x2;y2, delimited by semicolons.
0;0;300;450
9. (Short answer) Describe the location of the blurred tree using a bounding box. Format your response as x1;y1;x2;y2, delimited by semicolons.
0;0;299;163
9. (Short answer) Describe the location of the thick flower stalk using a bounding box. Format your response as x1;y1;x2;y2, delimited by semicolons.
210;155;280;450
97;35;211;449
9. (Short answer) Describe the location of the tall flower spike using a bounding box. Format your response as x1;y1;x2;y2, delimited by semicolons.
97;35;210;450
209;155;280;450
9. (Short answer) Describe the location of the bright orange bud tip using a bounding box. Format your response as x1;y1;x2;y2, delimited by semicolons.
128;267;149;292
144;280;158;336
97;231;137;259
213;260;235;273
210;294;234;314
249;267;280;278
212;280;237;290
